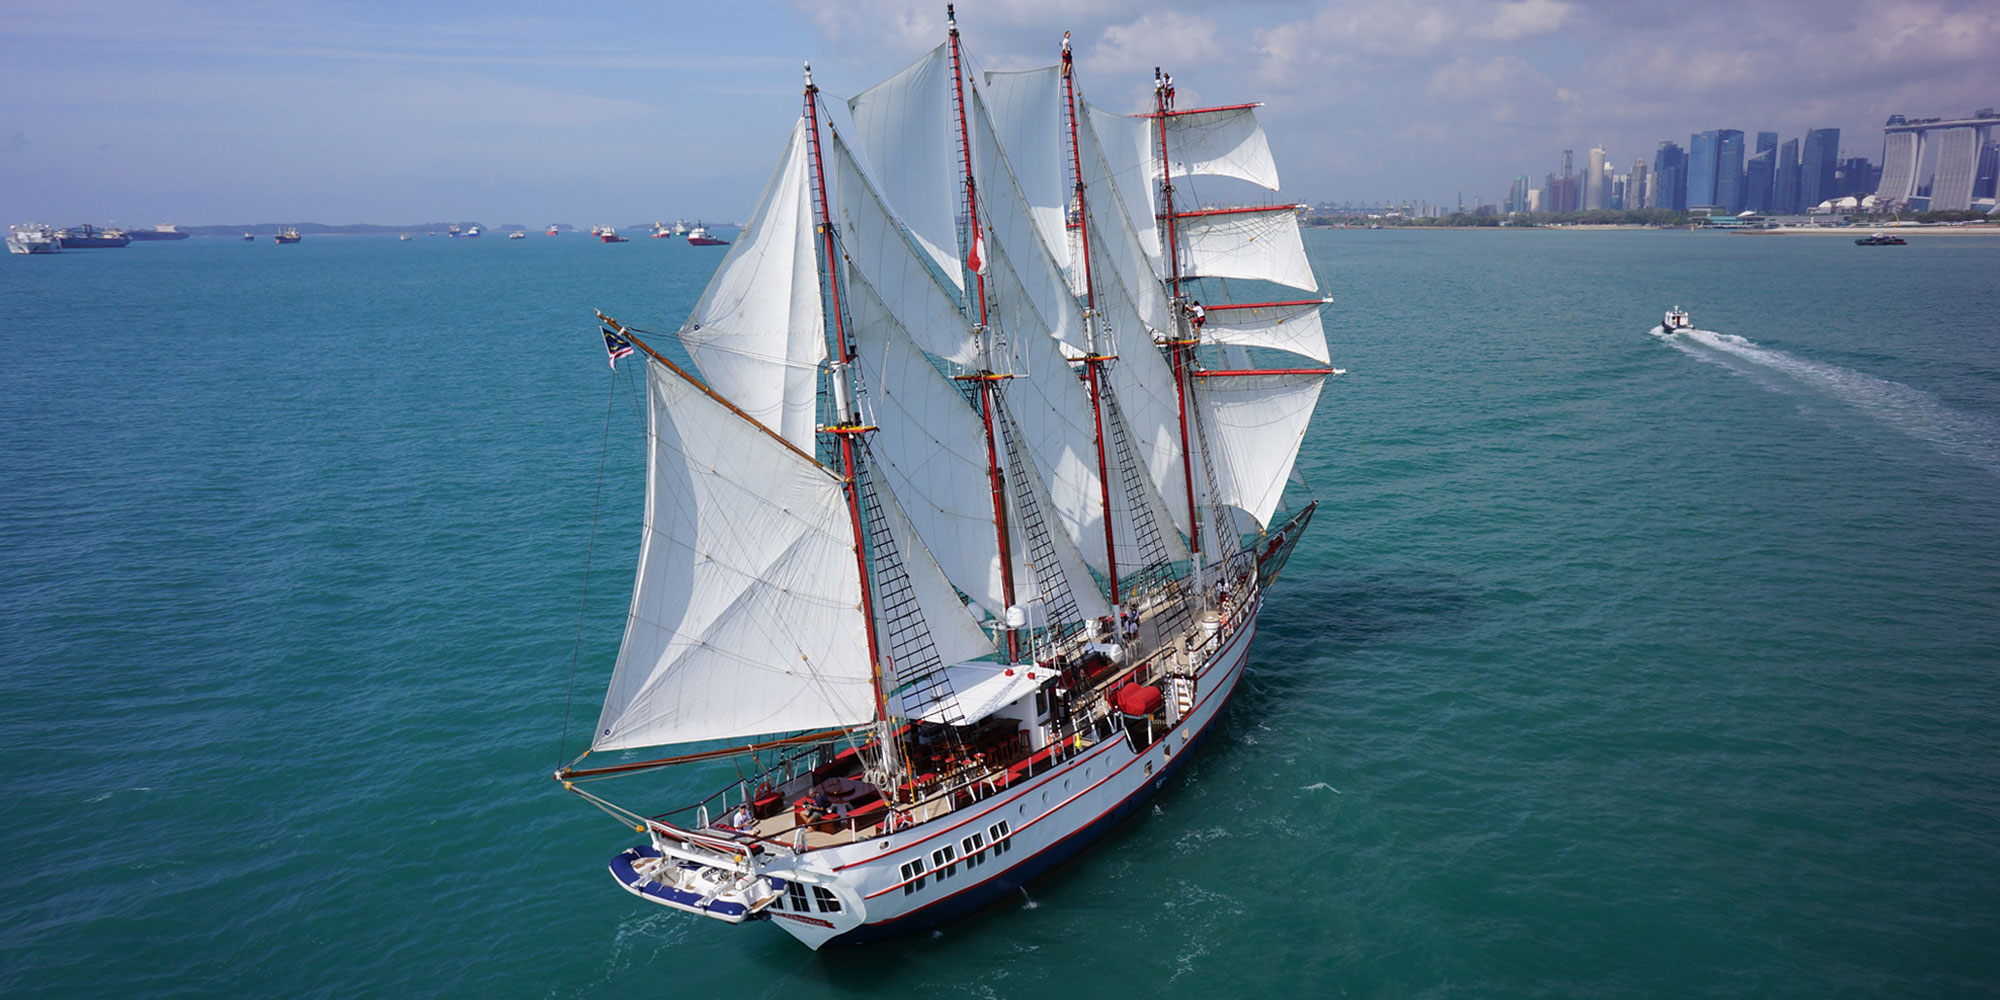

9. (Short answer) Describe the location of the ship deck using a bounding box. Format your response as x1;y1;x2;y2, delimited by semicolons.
683;575;1251;853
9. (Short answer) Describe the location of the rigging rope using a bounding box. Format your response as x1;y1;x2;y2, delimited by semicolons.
558;370;624;770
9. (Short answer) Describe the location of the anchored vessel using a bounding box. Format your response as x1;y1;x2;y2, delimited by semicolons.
555;10;1336;949
685;222;729;246
7;222;62;254
274;227;302;244
127;223;190;242
56;224;129;248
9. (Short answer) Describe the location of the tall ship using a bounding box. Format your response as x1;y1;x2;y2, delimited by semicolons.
7;222;62;254
554;9;1335;949
56;224;129;248
127;223;190;242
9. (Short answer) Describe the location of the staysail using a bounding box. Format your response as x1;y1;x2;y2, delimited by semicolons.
676;119;826;452
847;44;964;293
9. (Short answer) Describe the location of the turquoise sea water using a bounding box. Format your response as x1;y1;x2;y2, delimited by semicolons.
4;230;1997;998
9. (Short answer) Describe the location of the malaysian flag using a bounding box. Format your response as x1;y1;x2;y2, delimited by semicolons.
601;326;634;370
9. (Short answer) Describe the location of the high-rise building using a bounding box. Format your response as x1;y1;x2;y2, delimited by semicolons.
1976;140;1999;200
1652;141;1687;210
1631;160;1650;210
1775;137;1801;214
1549;175;1579;213
1835;156;1879;198
1801;127;1840;208
1745;131;1777;213
1930;128;1979;210
1548;149;1580;213
1585;146;1607;210
1688;130;1720;210
1715;129;1746;213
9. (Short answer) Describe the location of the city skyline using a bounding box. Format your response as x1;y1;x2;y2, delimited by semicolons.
5;0;1999;224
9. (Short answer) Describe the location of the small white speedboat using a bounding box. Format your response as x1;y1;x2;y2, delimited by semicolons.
1661;307;1692;333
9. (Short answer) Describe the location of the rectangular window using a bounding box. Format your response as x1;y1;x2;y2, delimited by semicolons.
812;885;842;913
931;844;958;879
786;881;809;912
899;858;927;895
991;821;1012;856
962;832;987;868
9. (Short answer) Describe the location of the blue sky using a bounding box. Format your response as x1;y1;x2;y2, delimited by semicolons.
4;0;1995;225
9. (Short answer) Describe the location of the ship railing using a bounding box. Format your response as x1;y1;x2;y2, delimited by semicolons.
645;567;1267;851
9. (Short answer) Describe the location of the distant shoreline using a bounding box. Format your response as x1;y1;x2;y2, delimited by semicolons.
1311;223;2000;235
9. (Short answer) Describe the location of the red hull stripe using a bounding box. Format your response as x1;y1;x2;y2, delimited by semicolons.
855;609;1258;911
836;595;1261;872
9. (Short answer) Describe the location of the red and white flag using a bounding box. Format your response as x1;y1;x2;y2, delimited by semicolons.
966;224;987;275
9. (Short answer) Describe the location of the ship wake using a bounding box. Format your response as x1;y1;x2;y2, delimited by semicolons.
1656;327;2000;475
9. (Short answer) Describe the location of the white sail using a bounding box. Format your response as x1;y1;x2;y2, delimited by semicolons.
981;66;1069;281
996;396;1114;624
982;228;1111;576
833;135;980;368
1074;105;1195;534
848;44;964;292
972;88;1086;356
1176;207;1318;292
1085;102;1163;269
677;119;826;451
845;267;1025;617
1201;299;1331;364
1194;372;1326;529
1080;194;1191;536
594;362;873;752
837;131;1112;618
1161;106;1280;190
861;449;997;679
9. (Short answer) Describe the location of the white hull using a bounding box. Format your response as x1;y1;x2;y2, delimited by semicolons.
7;233;60;254
616;590;1263;949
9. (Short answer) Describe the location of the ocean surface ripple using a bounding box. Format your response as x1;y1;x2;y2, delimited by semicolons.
2;230;1996;998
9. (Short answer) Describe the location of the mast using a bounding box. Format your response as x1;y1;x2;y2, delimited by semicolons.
949;5;1021;660
804;65;894;761
1154;68;1204;588
1064;33;1122;609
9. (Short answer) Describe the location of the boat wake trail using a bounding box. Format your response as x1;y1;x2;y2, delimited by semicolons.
1657;327;2000;474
